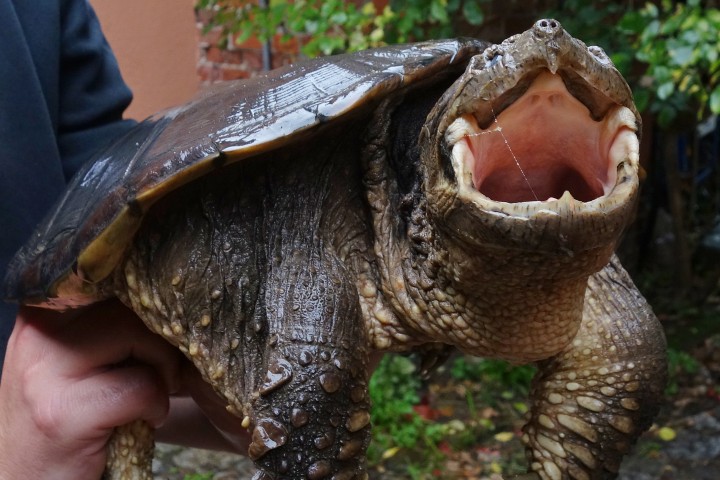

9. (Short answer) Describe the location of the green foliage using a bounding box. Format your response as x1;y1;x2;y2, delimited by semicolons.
384;0;488;43
196;0;488;57
182;473;214;480
544;1;634;72
367;355;446;473
548;0;720;128
367;354;535;475
618;0;720;127
197;1;720;128
665;347;701;396
450;357;535;398
196;0;386;56
369;355;421;431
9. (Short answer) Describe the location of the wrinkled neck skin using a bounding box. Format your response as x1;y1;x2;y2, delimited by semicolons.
362;24;642;364
363;127;608;364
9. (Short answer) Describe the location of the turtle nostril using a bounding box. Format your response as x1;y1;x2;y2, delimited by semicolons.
534;18;562;37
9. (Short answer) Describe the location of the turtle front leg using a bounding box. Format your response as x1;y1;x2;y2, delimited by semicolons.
522;256;667;480
246;257;373;480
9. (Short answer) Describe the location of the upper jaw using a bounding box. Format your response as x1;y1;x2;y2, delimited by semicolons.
419;24;643;256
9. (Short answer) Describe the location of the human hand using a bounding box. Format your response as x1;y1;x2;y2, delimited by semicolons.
0;299;384;478
0;300;183;480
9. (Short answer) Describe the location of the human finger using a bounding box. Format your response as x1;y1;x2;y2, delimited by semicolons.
26;363;171;444
19;301;183;393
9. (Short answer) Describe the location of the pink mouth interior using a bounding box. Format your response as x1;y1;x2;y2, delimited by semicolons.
466;71;621;203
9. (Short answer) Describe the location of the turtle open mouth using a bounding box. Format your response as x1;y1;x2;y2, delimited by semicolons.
446;69;639;208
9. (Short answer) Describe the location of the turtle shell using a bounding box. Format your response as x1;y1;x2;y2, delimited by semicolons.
5;38;487;308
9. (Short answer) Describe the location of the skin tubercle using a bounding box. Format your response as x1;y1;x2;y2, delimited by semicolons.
522;256;667;479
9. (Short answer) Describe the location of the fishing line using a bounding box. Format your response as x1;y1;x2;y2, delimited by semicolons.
467;105;540;201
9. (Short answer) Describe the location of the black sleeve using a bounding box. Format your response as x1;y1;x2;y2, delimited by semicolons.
56;0;137;178
0;0;137;372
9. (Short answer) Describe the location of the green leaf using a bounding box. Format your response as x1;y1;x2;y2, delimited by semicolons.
430;0;450;24
618;11;647;34
708;9;720;25
633;88;651;112
463;1;485;26
658;426;677;441
369;27;384;43
641;19;661;44
680;29;701;46
652;65;672;83
235;28;254;44
610;51;633;75
330;11;348;24
661;11;685;35
708;46;719;64
304;19;319;34
643;2;659;19
657;81;675;100
710;87;720;114
669;45;695;67
494;431;515;442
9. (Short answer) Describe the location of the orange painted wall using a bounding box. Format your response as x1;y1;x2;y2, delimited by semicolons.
90;0;199;120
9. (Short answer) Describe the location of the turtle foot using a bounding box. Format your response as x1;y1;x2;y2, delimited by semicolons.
245;342;373;480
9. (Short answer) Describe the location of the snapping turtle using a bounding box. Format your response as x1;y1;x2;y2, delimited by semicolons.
4;19;666;480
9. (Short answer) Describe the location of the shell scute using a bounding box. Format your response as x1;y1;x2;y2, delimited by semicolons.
3;39;487;306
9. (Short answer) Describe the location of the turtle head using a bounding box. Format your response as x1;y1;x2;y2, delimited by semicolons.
422;19;640;275
413;20;642;360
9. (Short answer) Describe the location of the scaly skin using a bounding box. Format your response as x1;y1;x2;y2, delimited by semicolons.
103;420;154;480
114;122;376;479
0;13;665;479
522;257;666;480
100;20;666;480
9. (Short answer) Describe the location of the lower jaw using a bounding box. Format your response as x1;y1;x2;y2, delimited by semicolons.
439;187;634;259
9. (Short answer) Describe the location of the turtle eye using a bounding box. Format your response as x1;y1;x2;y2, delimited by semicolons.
588;46;611;65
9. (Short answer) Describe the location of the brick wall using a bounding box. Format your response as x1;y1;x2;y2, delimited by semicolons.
196;9;300;85
195;0;585;84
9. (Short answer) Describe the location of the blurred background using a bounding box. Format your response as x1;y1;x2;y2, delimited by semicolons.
90;1;720;478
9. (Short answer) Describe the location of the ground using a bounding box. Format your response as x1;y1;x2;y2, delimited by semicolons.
151;332;720;480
